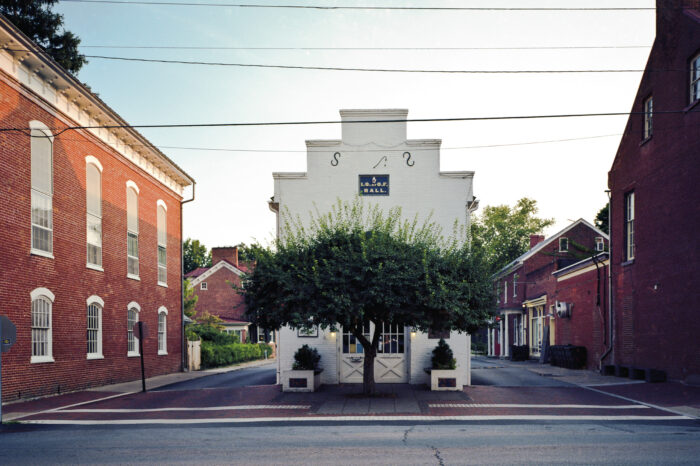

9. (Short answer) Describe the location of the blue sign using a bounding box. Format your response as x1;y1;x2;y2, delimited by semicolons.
359;175;389;196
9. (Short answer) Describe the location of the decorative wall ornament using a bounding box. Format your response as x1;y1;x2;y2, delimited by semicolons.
403;151;414;167
330;152;341;166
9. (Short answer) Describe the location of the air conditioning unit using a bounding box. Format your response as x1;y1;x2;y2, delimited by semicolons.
555;301;572;318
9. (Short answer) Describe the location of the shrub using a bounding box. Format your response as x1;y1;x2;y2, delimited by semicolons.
190;324;238;345
431;338;457;370
200;341;270;368
292;344;321;371
185;327;200;342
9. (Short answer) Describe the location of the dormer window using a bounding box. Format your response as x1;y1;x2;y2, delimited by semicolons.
559;238;569;252
200;282;208;290
690;53;700;105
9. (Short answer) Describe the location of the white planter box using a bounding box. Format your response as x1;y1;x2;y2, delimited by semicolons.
282;369;322;392
429;369;462;391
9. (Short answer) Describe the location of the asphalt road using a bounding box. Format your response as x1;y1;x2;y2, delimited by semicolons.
470;358;572;387
154;362;277;390
2;422;700;464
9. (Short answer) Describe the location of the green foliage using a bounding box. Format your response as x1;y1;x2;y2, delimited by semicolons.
200;341;272;368
471;198;554;274
1;0;87;74
595;203;609;234
243;198;493;393
189;323;238;345
236;242;266;262
471;340;487;355
183;279;198;319
185;327;200;342
183;238;212;274
292;344;321;371
431;338;457;370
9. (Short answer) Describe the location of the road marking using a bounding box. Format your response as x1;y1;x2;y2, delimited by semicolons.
18;414;691;425
578;384;700;420
429;403;648;409
57;405;310;413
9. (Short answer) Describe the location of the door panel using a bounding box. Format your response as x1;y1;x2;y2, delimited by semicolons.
338;323;407;383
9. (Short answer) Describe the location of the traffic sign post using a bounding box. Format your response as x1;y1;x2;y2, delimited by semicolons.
135;321;149;393
0;315;17;424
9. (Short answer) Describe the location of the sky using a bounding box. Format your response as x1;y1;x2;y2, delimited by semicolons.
54;0;657;249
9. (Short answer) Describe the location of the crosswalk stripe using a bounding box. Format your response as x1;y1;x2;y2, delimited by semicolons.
57;405;310;413
428;403;648;409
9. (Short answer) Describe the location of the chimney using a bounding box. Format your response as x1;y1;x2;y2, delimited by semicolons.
211;246;238;268
530;235;545;249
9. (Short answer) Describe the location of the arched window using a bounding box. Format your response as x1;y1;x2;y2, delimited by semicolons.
126;181;139;278
127;302;140;356
87;295;104;358
157;201;167;285
158;306;168;355
30;121;54;256
30;287;55;363
86;157;103;268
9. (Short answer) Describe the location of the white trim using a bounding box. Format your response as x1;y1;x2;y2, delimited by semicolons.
86;263;104;272
30;287;55;302
156;199;167;211
86;295;105;307
30;355;55;364
127;273;141;281
85;155;103;172
189;260;244;286
200;282;208;290
559;237;569;252
557;259;610;282
157;282;168;288
29;120;54;142
523;296;547;307
127;301;141;312
87;354;105;360
158;306;168;315
126;180;140;194
30;249;55;260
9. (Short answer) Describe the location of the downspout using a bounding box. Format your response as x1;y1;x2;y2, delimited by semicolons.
591;253;603;369
181;182;196;371
600;192;613;368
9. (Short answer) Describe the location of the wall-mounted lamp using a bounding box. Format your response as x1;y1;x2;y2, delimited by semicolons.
410;327;417;338
329;331;336;338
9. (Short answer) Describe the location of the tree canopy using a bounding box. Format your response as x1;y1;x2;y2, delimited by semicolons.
595;203;609;234
183;238;212;274
242;200;493;394
1;0;87;74
470;198;554;274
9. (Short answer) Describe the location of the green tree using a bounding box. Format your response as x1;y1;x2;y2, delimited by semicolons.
1;0;87;74
183;278;198;319
236;242;266;262
183;238;212;274
471;198;554;274
595;203;609;234
243;200;493;395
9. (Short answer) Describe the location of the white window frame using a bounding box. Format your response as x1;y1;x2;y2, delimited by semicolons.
200;282;208;290
690;53;700;105
86;156;104;271
595;237;605;252
30;287;55;363
127;301;141;356
643;95;653;140
157;200;167;286
625;191;635;261
126;181;140;279
513;274;518;298
158;306;168;355
559;237;569;252
504;281;508;304
30;121;54;258
86;295;104;359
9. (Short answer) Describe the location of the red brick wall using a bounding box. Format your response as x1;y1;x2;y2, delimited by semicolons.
608;2;700;381
0;73;184;401
192;265;247;322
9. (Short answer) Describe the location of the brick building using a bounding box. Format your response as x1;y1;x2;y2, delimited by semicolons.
185;246;264;343
607;0;700;382
0;15;194;401
489;219;608;366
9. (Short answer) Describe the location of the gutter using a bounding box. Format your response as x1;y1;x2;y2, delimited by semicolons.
180;182;196;371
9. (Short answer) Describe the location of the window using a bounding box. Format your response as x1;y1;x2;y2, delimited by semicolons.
624;191;635;261
157;201;167;285
86;157;103;268
504;281;508;304
158;307;167;355
643;96;653;139
513;274;518;297
30;287;55;363
559;237;569;252
690;53;700;105
200;282;208;290
126;182;139;278
30;122;53;256
377;323;405;354
595;237;605;252
87;295;104;358
127;302;140;355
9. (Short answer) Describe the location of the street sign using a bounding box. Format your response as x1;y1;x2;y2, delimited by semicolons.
1;315;16;353
132;321;149;340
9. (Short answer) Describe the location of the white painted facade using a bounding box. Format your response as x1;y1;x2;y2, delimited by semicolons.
270;109;477;386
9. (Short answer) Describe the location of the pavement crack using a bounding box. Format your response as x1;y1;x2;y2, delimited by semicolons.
402;425;415;444
430;445;445;466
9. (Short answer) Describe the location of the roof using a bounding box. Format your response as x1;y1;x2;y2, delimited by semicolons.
493;218;608;280
185;267;209;278
553;252;609;278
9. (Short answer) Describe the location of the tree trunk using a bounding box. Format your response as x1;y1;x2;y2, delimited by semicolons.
362;345;377;395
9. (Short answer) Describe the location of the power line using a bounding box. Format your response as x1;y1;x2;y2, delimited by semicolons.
60;0;659;11
79;45;651;51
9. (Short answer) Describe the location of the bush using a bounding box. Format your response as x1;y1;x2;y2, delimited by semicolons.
190;324;239;345
432;338;457;370
200;341;273;368
185;327;200;342
471;341;486;355
292;344;321;371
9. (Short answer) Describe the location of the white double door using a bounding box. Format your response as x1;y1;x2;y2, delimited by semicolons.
338;322;408;384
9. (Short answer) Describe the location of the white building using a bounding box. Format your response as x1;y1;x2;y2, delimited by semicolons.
269;109;478;386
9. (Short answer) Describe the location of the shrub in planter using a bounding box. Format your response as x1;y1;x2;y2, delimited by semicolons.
431;338;457;370
292;344;321;371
